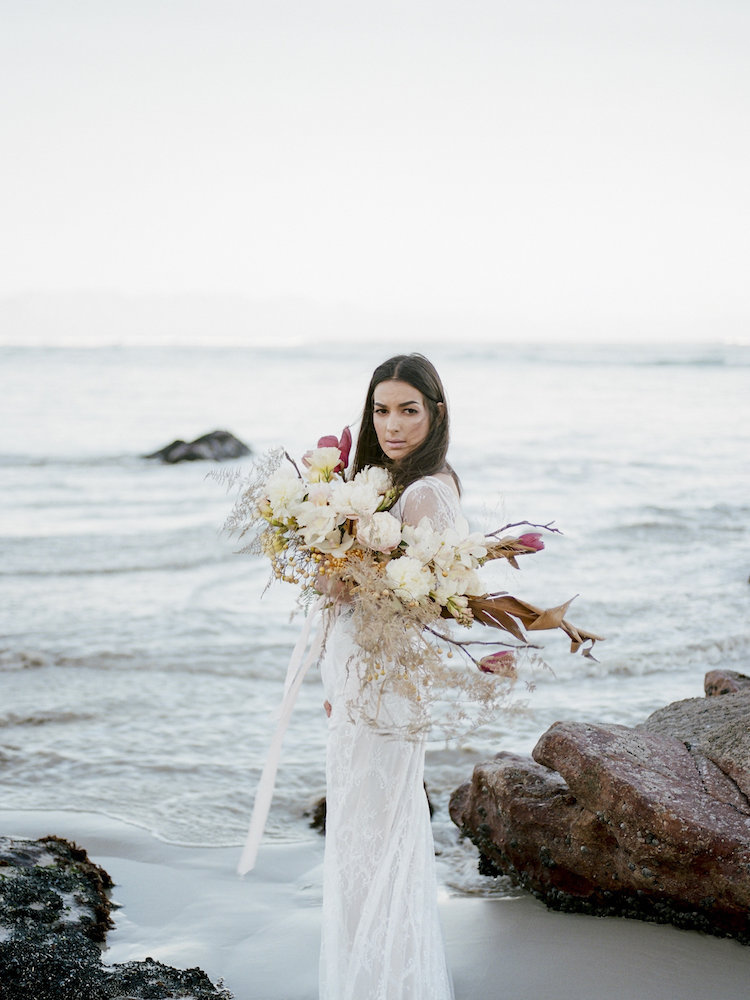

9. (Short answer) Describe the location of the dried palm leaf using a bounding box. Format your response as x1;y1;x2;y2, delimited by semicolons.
467;592;602;656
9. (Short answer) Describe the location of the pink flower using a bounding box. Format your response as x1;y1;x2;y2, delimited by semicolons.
518;532;544;552
478;651;517;678
315;427;352;474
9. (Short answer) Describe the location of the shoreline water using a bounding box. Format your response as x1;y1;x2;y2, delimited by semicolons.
3;808;749;1000
2;340;749;995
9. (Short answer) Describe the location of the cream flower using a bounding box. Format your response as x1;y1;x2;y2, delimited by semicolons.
356;512;402;553
304;447;346;483
356;465;391;495
315;528;356;556
306;481;334;507
329;478;382;519
401;517;443;565
385;555;434;602
451;528;488;568
432;517;488;571
432;565;484;605
295;501;342;547
266;466;306;520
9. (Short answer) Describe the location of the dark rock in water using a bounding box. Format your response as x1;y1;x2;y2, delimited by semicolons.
0;834;113;943
308;796;327;833
308;783;435;835
450;674;750;944
110;957;230;999
0;835;233;1000
144;430;251;464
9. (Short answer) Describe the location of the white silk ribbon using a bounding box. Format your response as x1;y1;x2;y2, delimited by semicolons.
237;597;326;876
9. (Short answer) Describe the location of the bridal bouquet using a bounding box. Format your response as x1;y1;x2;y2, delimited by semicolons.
221;429;601;735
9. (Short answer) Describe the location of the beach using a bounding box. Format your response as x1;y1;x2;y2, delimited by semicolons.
2;339;749;997
3;808;749;1000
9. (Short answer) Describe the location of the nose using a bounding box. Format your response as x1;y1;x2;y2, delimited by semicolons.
386;412;401;434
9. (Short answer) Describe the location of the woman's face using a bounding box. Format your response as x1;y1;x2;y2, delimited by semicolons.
372;379;432;461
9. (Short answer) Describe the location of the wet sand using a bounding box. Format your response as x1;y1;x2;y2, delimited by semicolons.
3;809;749;1000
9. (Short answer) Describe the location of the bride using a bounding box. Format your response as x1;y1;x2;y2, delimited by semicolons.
319;354;458;1000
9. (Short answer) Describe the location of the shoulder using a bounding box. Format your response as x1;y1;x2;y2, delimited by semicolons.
402;473;458;501
397;475;461;529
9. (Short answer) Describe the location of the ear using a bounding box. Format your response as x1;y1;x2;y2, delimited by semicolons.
436;401;446;421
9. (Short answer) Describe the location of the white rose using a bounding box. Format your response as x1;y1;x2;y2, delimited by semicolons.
306;481;333;507
266;466;306;520
329;478;381;519
385;555;434;602
356;512;403;553
356;465;391;495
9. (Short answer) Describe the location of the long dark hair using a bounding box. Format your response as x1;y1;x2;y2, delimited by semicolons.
352;353;460;493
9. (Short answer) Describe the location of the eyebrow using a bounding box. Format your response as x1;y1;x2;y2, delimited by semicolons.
373;400;421;408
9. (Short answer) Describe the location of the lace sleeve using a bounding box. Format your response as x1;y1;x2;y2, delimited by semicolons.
397;477;460;532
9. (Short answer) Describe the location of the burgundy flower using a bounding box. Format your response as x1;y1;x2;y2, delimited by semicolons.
338;426;352;468
518;532;544;552
316;427;352;473
478;651;517;678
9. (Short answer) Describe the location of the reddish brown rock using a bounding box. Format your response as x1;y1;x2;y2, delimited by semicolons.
640;689;750;801
704;669;750;697
450;676;750;942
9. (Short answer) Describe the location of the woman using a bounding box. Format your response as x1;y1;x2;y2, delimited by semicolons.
319;354;458;1000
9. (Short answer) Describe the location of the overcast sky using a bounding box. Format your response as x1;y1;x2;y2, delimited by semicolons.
2;0;749;341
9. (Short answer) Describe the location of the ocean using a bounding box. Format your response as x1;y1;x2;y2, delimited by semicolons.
1;338;748;894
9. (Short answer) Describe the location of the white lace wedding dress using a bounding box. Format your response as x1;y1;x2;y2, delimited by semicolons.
319;475;458;1000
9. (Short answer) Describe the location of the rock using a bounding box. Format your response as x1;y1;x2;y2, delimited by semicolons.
0;835;233;1000
110;957;231;1000
144;430;251;463
308;796;327;833
640;689;750;801
704;669;750;696
308;784;435;835
450;675;750;943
